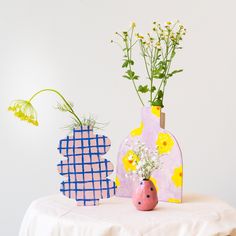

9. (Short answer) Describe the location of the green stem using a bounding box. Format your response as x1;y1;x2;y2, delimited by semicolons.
140;42;153;104
153;32;172;103
150;46;154;103
140;43;151;79
132;80;144;106
29;88;82;126
161;46;175;102
126;31;144;106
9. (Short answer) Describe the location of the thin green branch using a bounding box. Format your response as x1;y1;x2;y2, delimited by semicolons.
29;88;82;126
126;30;144;106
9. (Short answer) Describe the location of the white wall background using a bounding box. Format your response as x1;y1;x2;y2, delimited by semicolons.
0;0;236;235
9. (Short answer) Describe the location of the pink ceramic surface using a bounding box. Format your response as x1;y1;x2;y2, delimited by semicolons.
132;180;158;211
116;106;183;203
58;126;116;206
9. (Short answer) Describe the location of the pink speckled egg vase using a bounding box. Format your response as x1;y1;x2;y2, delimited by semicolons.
132;179;158;211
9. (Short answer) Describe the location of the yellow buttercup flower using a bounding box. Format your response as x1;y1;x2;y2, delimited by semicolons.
122;150;140;172
171;166;183;187
151;106;161;118
156;133;174;154
130;122;144;137
115;176;120;187
168;198;181;203
150;176;158;192
8;100;38;126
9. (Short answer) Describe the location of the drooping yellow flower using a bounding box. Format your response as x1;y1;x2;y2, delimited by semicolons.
150;176;158;192
8;100;38;126
171;166;183;188
130;122;144;137
168;198;181;203
122;150;140;172
151;106;161;118
115;176;120;187
156;132;174;154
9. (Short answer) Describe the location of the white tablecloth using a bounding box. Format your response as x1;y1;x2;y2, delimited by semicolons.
19;194;236;236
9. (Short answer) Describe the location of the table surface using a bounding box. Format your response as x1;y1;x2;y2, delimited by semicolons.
19;194;236;236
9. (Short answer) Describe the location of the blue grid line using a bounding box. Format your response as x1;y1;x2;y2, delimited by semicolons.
58;145;110;155
88;132;97;205
58;160;110;167
72;129;77;200
80;127;86;206
59;169;113;176
73;127;93;133
60;179;112;184
66;136;71;199
96;134;103;199
58;151;110;158
60;181;115;192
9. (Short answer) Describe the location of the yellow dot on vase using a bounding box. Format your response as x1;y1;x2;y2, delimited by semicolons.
151;106;161;118
168;198;181;203
115;176;120;187
171;166;183;188
130;122;144;137
150;176;158;192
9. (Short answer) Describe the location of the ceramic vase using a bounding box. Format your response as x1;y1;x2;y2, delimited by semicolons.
116;106;183;203
132;179;158;211
57;126;116;206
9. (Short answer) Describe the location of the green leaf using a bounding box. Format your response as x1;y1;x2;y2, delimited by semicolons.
172;69;183;74
122;75;131;80
129;60;134;65
122;60;135;68
152;68;159;76
170;51;176;59
127;70;135;78
122;60;129;68
133;75;139;80
151;99;164;108
158;73;165;78
150;86;156;93
168;69;183;78
157;90;163;99
152;64;167;79
138;85;149;93
158;61;167;67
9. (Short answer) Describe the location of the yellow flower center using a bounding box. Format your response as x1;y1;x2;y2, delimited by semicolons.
128;155;133;163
